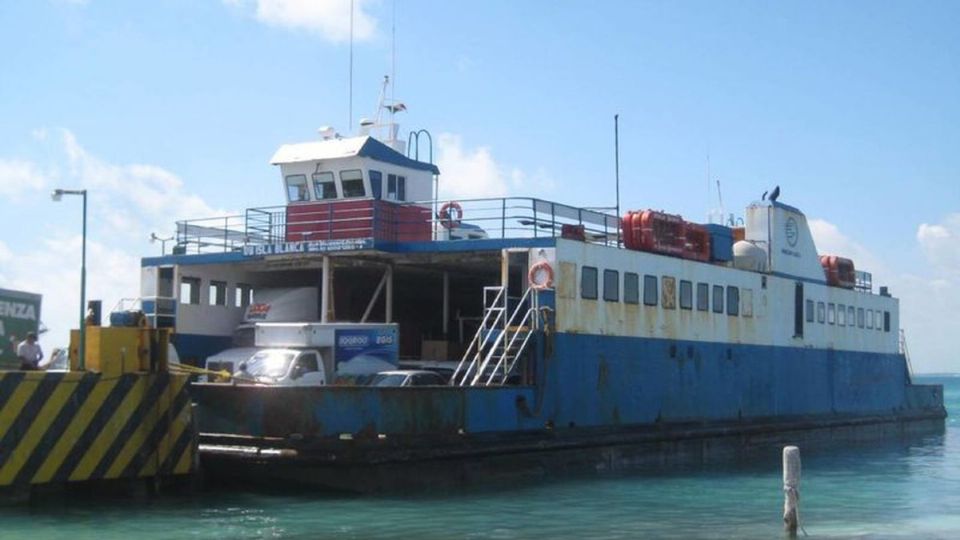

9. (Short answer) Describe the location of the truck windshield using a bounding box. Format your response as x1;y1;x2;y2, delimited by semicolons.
371;373;408;387
243;350;295;379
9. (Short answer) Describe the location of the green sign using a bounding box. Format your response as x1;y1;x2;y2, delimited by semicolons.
0;288;42;369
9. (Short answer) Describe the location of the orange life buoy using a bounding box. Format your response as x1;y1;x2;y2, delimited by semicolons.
438;201;463;229
528;261;554;290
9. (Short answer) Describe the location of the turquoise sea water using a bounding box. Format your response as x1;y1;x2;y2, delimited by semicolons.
2;375;957;540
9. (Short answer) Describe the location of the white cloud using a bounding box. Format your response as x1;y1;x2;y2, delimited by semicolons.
225;0;377;42
0;159;51;200
0;129;222;348
435;133;555;200
917;213;960;277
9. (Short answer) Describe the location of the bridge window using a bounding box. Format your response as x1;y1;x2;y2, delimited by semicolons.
866;309;874;329
848;306;855;328
884;311;890;332
806;299;814;322
624;272;639;304
726;286;739;316
340;169;366;198
679;280;693;310
369;170;383;199
312;171;337;200
857;307;865;328
827;303;836;325
603;270;619;302
285;174;308;202
697;283;709;311
817;302;825;323
643;275;658;306
662;276;676;309
837;304;846;326
712;285;724;314
209;281;227;306
877;312;883;332
180;277;201;305
581;266;598;299
387;174;407;201
235;283;252;307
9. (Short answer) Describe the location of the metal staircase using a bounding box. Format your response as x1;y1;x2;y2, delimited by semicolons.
451;286;540;386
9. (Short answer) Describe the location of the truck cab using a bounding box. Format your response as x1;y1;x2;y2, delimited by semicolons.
234;347;326;386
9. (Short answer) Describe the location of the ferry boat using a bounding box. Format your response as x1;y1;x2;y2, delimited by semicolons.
135;100;945;490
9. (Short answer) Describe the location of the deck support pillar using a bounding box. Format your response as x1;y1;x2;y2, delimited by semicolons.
442;271;450;337
321;256;330;323
385;264;394;323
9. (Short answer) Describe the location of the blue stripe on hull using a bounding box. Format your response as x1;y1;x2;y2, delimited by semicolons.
543;333;909;427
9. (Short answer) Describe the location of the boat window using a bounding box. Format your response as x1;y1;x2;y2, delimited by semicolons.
876;312;883;332
339;169;366;198
285;174;309;202
312;171;337;200
369;170;383;199
857;307;865;328
603;269;619;302
866;309;873;329
643;275;658;306
696;283;709;311
848;306;855;329
679;280;693;310
581;266;598;300
726;286;739;316
662;276;676;309
806;299;814;322
817;302;825;323
387;174;407;201
837;304;846;326
741;288;753;317
827;303;835;325
884;311;890;332
209;281;227;306
235;283;252;308
712;285;724;314
180;277;201;305
624;272;639;304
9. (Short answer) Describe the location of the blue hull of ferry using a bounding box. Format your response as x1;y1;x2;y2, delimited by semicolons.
193;332;943;443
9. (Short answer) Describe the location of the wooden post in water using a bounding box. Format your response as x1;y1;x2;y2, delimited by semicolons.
783;445;801;536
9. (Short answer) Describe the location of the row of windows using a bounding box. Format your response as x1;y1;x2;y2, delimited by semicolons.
286;169;407;203
180;277;253;308
805;299;890;332
580;267;751;317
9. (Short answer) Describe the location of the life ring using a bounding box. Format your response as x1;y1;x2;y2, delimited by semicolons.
438;201;463;229
528;261;554;290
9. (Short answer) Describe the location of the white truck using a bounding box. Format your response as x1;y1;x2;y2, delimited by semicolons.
229;322;399;386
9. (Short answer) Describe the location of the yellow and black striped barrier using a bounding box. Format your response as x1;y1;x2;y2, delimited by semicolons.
0;371;195;487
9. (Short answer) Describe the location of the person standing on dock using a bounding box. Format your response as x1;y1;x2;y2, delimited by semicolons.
17;332;43;370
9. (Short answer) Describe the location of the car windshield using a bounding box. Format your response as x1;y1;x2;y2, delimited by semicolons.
371;373;408;387
242;350;295;379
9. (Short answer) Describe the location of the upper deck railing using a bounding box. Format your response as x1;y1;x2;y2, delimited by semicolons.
172;197;621;255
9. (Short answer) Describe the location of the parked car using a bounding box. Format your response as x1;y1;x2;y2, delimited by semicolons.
369;370;447;387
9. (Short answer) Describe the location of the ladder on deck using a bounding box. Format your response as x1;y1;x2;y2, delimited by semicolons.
451;286;540;386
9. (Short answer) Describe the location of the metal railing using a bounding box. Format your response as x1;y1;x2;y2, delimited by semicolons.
172;197;621;254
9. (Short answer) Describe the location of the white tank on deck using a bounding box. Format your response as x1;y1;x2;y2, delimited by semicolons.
733;240;768;272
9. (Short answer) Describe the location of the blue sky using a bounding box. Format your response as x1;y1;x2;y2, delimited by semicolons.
0;0;957;371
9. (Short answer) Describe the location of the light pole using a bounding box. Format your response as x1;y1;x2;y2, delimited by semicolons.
150;233;174;255
52;188;87;371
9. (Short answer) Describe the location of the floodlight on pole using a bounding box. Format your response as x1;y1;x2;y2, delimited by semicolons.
51;188;88;370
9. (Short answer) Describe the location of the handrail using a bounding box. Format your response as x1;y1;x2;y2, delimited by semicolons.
451;286;505;386
173;196;621;254
470;286;534;386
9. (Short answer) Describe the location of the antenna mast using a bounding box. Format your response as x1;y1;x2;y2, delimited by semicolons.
348;0;355;134
614;114;621;246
